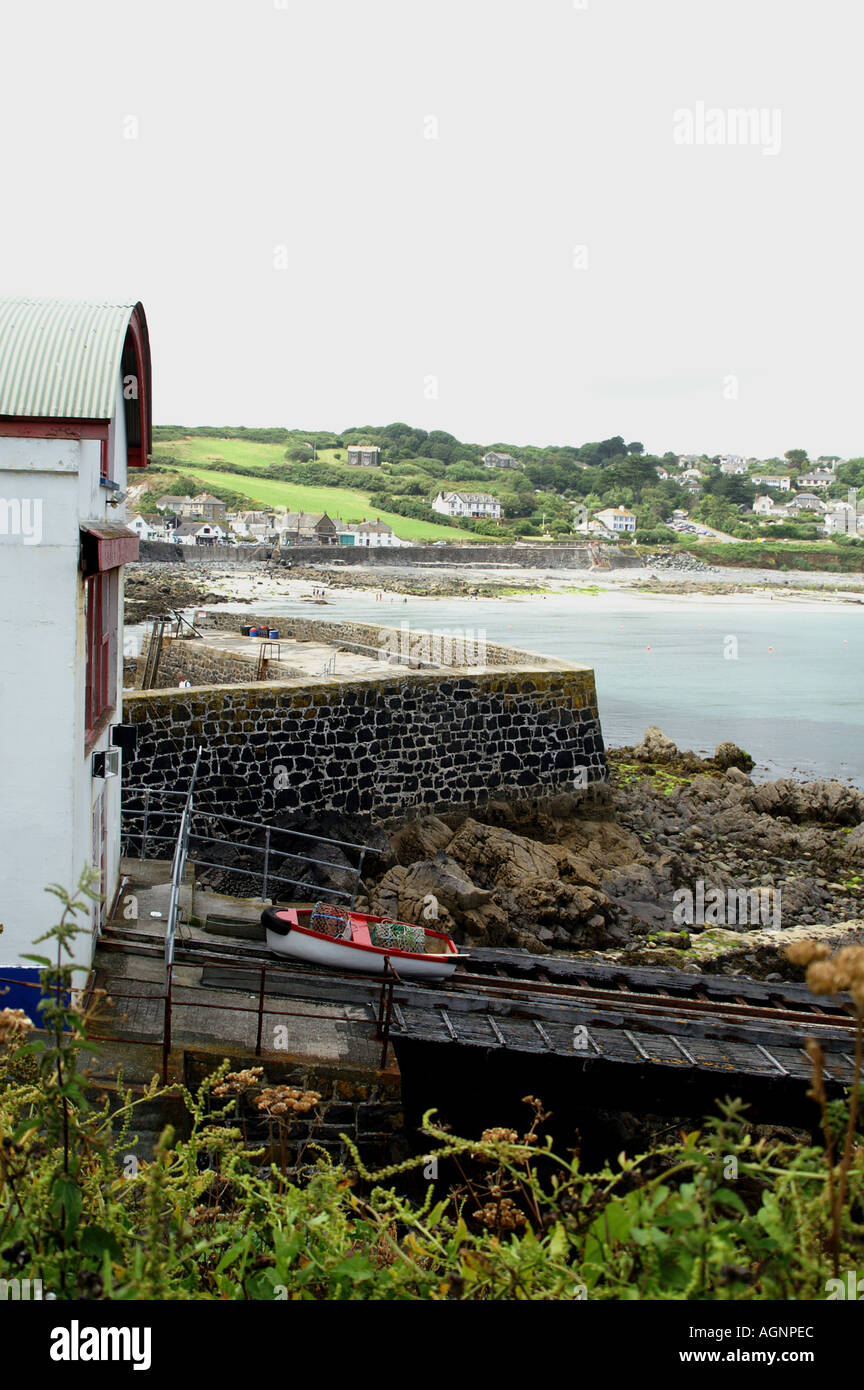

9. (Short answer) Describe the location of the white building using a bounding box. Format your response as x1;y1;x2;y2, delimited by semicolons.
594;506;637;533
719;455;747;473
680;468;705;481
432;491;501;519
0;297;152;1014
796;470;834;490
172;521;226;545
128;514;160;540
341;519;410;548
752;474;792;491
753;495;780;514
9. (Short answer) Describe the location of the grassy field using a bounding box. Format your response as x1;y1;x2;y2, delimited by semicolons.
165;465;460;541
155;437;347;470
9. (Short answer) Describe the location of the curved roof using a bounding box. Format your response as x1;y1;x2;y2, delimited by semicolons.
0;297;150;421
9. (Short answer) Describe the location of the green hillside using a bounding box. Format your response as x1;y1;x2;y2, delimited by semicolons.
165;465;460;541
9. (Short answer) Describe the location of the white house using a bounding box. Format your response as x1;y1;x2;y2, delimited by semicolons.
341;519;410;548
432;491;501;519
719;455;747;474
128;513;163;541
172;521;226;546
594;506;637;533
0;296;152;1015
796;470;834;490
752;474;792;491
680;468;705;482
654;466;669;480
753;495;780;514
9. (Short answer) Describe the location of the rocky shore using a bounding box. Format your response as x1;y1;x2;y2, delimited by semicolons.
218;728;860;982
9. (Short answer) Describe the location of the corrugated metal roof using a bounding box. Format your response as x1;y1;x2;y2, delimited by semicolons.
0;297;142;420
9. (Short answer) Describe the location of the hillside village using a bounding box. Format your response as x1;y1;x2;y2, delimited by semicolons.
135;426;864;552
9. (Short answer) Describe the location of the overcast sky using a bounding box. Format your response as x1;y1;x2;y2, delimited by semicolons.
2;0;861;458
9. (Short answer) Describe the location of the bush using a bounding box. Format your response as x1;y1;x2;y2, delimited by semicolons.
3;881;864;1300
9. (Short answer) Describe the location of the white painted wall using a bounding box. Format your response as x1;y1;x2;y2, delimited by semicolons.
0;379;130;977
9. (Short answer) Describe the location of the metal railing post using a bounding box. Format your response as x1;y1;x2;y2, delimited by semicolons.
262;827;271;902
142;788;151;861
162;963;173;1084
352;849;366;908
256;968;266;1056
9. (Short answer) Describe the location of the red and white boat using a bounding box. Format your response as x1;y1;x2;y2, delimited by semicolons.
261;903;465;981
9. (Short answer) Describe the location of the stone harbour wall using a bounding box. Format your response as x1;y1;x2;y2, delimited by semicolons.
203;612;543;668
123;634;606;823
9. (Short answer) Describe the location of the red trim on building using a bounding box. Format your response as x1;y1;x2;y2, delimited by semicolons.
0;418;108;440
80;523;139;574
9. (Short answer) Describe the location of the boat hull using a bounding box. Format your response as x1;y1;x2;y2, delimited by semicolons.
263;907;463;981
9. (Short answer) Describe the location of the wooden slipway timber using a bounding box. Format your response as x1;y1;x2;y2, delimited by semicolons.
97;923;858;1090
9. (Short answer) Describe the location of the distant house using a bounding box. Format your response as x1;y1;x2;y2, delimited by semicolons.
179;493;226;522
816;456;842;471
787;492;826;513
277;511;338;544
231;510;278;540
719;455;747;474
593;506;637;534
677;455;703;469
752;474;792;491
129;514;160;540
680;468;705;481
654;466;669;480
796;470;833;490
346;446;380;467
482;450;520;470
172;522;225;546
432;491;501;520
156;494;188;512
340;519;410;548
753;495;784;515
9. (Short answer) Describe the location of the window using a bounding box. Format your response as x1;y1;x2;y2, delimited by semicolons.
85;571;118;740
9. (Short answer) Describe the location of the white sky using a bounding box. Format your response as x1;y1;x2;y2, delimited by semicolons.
1;0;861;458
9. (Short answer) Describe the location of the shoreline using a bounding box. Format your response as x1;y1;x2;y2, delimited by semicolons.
127;559;864;613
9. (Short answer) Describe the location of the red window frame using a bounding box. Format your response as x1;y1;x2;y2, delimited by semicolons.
85;571;117;742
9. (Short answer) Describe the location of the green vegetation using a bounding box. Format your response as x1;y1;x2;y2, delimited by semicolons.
685;541;864;573
160;466;461;542
3;876;864;1300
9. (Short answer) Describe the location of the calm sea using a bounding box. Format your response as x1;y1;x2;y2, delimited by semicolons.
245;591;864;787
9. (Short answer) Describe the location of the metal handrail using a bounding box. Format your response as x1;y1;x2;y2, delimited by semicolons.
164;747;202;985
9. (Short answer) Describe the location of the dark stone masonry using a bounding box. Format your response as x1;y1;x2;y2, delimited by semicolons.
123;620;606;822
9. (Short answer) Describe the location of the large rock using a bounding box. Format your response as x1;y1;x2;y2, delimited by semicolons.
746;778;864;826
844;823;864;864
446;818;601;890
714;741;755;772
389;815;454;866
632;726;680;762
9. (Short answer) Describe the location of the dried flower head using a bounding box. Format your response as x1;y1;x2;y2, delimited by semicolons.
472;1198;526;1231
255;1086;321;1117
785;940;831;968
0;1008;35;1044
805;960;842;996
480;1127;519;1146
212;1067;264;1098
